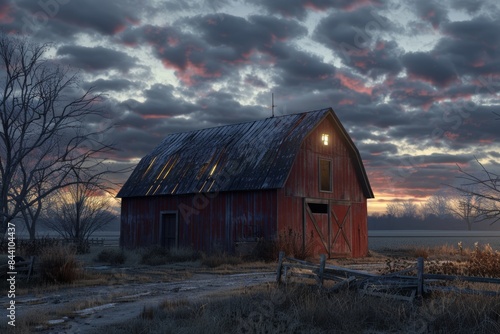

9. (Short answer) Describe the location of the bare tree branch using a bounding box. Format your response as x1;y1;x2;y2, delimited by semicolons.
451;158;500;225
0;34;128;238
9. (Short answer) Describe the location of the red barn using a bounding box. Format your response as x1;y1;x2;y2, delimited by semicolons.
117;108;374;258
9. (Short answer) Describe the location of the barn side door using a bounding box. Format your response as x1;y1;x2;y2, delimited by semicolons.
329;201;352;257
160;211;178;250
303;198;331;257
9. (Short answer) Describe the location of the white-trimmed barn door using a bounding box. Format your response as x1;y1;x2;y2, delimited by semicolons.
330;201;352;256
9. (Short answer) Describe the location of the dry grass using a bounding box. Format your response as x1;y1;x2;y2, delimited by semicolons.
0;309;50;334
91;282;500;334
200;252;242;268
276;229;314;260
39;245;83;283
94;249;126;265
140;246;201;265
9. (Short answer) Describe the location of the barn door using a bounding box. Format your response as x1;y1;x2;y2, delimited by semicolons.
160;211;178;250
304;199;330;257
330;202;352;256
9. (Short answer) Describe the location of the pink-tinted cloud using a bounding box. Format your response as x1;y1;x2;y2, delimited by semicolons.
162;59;221;86
336;73;373;95
444;131;459;140
407;72;458;89
142;114;171;120
303;1;330;12
338;98;355;105
0;3;13;23
341;0;380;11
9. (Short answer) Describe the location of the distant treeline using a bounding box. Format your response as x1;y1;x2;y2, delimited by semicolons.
368;214;499;231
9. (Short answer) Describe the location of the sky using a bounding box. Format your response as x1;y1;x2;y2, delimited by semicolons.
1;0;499;214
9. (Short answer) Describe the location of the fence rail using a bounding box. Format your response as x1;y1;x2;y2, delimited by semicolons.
0;236;120;255
276;252;500;302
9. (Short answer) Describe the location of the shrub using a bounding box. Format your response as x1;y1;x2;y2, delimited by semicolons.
39;245;82;283
168;247;201;262
201;253;242;268
95;249;126;265
276;229;313;260
140;246;201;265
465;243;500;277
412;246;430;259
251;239;278;262
140;246;169;266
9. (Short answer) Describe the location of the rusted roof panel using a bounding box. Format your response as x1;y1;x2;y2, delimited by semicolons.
117;108;373;198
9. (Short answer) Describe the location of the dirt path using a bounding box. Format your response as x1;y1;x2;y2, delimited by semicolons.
8;271;275;333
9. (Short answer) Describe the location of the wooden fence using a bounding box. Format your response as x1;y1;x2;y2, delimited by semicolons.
276;252;500;302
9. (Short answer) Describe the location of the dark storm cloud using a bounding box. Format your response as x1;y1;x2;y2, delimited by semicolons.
194;91;266;125
244;74;267;88
57;45;139;73
313;6;401;77
251;0;387;20
388;79;438;110
123;14;308;86
314;5;394;47
352;40;402;78
413;0;449;28
272;48;336;88
193;14;308;51
250;0;332;20
434;17;500;77
401;52;458;87
331;103;411;146
449;0;484;14
13;0;140;38
161;0;230;13
120;84;195;119
358;142;399;156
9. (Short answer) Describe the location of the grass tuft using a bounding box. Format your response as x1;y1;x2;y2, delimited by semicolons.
140;246;201;265
39;245;82;283
201;252;242;268
94;249;126;265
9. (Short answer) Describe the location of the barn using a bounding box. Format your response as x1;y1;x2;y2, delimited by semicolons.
117;107;374;258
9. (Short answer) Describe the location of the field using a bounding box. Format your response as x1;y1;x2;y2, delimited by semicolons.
1;242;500;333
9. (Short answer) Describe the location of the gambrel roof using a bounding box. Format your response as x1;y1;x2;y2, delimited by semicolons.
117;108;374;198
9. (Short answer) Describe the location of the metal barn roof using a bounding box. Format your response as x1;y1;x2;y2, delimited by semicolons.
117;108;373;198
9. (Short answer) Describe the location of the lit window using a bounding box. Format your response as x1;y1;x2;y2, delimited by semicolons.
321;134;329;145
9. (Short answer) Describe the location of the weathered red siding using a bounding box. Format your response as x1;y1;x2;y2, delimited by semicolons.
276;116;368;257
121;190;277;253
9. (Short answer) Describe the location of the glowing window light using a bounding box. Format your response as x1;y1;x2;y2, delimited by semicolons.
208;163;218;177
321;134;329;146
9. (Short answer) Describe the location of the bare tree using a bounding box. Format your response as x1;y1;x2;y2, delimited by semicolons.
449;187;482;230
0;35;114;237
42;172;116;245
454;159;500;224
386;200;419;218
422;194;452;219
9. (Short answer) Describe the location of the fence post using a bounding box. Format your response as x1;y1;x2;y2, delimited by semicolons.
276;251;285;283
318;254;326;288
417;257;424;298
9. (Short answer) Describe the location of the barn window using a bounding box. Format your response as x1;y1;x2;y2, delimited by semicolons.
319;159;332;192
308;203;328;214
321;133;329;145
